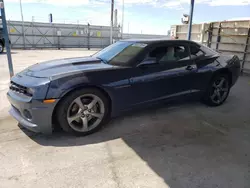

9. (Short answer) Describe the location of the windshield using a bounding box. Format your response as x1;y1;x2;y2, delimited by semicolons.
93;41;147;66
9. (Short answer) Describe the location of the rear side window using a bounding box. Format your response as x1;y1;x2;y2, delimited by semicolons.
145;45;190;64
190;45;205;58
190;44;217;59
200;45;218;56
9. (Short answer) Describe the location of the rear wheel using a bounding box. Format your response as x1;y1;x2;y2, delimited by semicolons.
56;88;110;135
203;74;230;106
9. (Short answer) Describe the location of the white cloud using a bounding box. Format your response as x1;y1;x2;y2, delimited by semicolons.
98;0;156;5
116;0;250;7
161;1;184;10
8;0;250;7
119;0;156;4
227;17;250;21
163;0;250;8
209;0;250;6
7;0;89;6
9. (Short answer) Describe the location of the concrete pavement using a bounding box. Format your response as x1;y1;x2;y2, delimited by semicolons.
0;74;250;187
0;50;250;188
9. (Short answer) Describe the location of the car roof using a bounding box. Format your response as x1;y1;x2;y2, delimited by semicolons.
120;38;199;45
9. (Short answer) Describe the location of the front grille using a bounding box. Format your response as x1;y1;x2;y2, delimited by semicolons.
9;81;32;97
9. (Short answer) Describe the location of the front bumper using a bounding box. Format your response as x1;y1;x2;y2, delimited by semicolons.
7;91;58;134
9;107;39;133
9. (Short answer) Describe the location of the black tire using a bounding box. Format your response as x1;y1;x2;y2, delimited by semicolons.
56;88;110;136
203;74;230;106
0;42;4;54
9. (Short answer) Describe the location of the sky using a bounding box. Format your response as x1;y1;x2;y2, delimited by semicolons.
2;0;250;35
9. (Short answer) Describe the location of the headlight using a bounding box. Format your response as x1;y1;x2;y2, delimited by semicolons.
27;88;35;95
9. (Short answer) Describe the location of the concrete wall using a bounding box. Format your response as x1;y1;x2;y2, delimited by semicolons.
171;20;250;73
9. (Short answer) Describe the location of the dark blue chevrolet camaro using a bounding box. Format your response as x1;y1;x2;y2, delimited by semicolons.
7;39;241;135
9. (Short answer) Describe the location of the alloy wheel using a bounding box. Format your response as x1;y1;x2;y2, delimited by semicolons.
0;44;3;53
67;94;105;132
210;77;229;104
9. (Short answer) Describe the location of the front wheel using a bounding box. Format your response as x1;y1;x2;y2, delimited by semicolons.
203;74;230;106
56;88;110;136
0;42;4;53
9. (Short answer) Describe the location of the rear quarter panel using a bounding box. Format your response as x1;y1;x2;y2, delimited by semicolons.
192;56;220;92
216;55;241;86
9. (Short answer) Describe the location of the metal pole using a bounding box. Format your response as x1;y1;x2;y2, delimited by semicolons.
19;0;26;48
0;0;14;77
187;0;195;40
121;0;124;38
32;16;34;47
87;23;90;50
110;0;114;44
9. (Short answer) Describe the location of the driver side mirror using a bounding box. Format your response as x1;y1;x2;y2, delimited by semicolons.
137;57;157;67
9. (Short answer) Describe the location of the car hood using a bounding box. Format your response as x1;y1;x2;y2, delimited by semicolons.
23;56;114;79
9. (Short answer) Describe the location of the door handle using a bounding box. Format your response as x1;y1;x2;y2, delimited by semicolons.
186;65;195;71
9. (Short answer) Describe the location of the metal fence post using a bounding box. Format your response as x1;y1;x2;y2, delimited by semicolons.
200;23;205;44
216;22;222;51
87;23;90;50
242;27;250;72
32;16;34;47
0;0;14;77
121;0;124;39
110;0;114;44
187;0;195;40
207;23;213;48
19;0;26;49
57;35;60;50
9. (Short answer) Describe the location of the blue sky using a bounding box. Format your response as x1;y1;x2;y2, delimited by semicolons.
3;0;250;35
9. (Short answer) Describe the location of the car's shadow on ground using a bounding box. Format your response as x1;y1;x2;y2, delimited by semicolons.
23;99;206;147
20;94;250;187
21;97;237;149
16;77;250;187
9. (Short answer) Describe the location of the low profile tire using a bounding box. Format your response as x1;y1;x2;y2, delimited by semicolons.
0;42;4;53
203;74;230;106
56;88;110;136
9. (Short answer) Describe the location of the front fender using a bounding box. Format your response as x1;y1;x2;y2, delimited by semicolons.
46;75;91;99
46;75;120;117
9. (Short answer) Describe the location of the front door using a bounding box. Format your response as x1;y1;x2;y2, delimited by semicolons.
128;43;197;106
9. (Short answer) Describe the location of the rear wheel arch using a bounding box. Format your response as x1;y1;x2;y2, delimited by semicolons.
213;68;232;86
52;85;112;131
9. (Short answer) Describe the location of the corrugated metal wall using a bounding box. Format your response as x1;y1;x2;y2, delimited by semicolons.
171;20;250;73
6;21;121;49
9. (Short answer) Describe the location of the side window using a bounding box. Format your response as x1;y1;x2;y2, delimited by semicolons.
159;45;190;64
144;45;190;64
147;46;168;61
190;45;205;59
